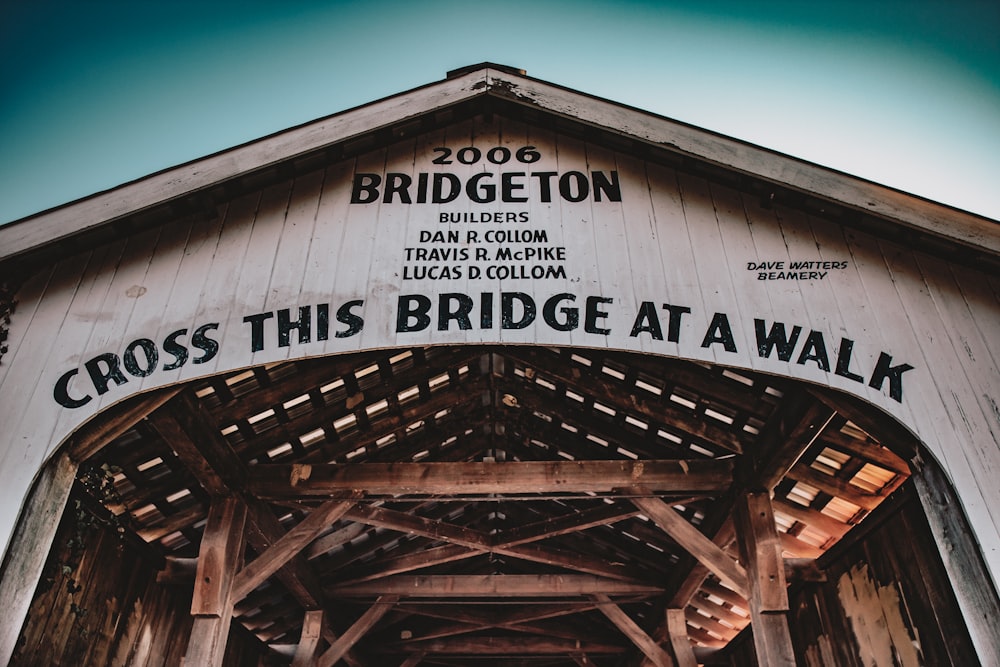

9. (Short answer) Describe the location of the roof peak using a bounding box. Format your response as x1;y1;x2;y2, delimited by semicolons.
446;62;526;79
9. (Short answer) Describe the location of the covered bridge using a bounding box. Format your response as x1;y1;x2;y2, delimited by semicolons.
0;64;998;666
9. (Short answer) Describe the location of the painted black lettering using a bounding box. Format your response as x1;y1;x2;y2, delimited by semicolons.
457;147;481;164
191;323;220;364
243;312;274;352
559;171;589;202
351;173;381;204
85;353;129;396
592;170;621;202
869;352;914;403
438;293;474;331
431;147;453;164
531;172;557;202
161;328;189;371
433;173;461;203
416;172;429;203
335;300;365;338
701;313;737;352
834;338;865;382
796;330;831;371
397;295;432;333
584;296;613;335
543;293;579;331
629;301;662;339
277;306;311;347
502;292;536;329
480;292;494;329
501;172;528;203
466;172;495;203
53;368;92;408
487;146;511;164
662;304;691;343
123;338;159;377
755;319;802;361
383;173;412;204
317;303;330;341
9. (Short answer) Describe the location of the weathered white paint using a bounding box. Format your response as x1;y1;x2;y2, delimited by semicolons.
0;107;997;659
1;67;996;263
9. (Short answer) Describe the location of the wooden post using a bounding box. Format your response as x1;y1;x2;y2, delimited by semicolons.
183;496;247;667
733;491;795;666
292;609;324;667
665;609;697;667
0;452;77;666
912;458;1000;665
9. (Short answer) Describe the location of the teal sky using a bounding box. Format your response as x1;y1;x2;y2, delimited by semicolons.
1;0;998;224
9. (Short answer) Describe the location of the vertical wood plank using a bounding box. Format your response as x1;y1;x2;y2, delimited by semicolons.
734;491;795;667
0;452;77;666
291;609;324;667
912;460;1000;666
665;608;697;667
183;496;247;667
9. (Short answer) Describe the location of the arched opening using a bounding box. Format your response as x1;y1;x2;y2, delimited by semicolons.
6;345;995;666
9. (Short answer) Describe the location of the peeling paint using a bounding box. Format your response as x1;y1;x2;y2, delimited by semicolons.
838;563;922;666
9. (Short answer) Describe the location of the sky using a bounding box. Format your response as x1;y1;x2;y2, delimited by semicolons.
1;0;998;225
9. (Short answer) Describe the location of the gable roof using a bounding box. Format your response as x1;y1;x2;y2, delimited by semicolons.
1;62;997;271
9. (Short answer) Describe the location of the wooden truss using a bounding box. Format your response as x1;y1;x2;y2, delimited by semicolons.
70;346;909;666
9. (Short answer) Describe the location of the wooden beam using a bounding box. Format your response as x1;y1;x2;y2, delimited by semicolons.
632;497;748;598
346;504;490;549
733;491;794;667
334;544;479;584
786;461;881;510
593;594;674;667
384;636;627;655
320;626;364;667
494;503;640;547
785;557;826;583
233;498;355;601
344;504;643;581
291;609;324;667
497;542;644;581
184;496;248;667
243;497;327;610
668;518;737;608
328;574;663;598
157;556;198;584
317;595;398;667
248;459;733;498
399;653;425;667
756;402;836;490
666;608;697;667
66;385;184;461
395;601;601;628
151;393;331;611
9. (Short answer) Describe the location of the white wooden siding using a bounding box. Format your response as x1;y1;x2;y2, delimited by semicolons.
1;124;997;595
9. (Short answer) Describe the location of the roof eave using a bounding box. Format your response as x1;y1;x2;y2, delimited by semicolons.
1;65;997;265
